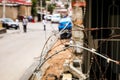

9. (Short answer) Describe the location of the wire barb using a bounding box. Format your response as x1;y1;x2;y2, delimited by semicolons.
70;45;120;65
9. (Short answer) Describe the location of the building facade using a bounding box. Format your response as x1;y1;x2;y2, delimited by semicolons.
0;0;31;20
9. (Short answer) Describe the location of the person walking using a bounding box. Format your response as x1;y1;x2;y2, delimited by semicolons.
42;19;47;31
22;16;28;33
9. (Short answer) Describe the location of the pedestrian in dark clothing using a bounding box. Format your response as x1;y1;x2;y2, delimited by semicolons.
22;16;28;33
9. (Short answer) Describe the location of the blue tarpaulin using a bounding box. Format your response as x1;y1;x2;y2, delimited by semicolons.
58;17;72;31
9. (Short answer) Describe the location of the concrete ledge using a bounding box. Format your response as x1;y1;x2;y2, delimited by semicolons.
20;61;39;80
0;28;6;34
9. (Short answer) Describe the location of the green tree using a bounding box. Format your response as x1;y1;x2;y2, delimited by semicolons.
42;0;46;7
47;4;55;14
31;0;37;18
65;4;69;9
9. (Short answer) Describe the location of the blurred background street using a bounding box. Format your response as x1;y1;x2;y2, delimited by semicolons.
0;22;58;80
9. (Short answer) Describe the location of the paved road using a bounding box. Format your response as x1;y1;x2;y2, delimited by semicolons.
0;22;58;80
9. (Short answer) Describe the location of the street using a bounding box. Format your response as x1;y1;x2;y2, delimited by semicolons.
0;21;58;80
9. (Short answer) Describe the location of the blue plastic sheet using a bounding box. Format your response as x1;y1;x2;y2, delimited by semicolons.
58;17;72;31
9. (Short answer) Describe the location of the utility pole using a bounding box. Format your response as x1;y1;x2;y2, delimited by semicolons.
40;0;42;21
2;0;6;18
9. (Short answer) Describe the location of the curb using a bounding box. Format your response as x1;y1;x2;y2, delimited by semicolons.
0;28;6;34
20;61;39;80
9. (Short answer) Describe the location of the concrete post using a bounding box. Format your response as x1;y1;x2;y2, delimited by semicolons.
72;0;84;54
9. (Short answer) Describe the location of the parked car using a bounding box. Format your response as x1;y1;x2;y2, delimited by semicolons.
45;15;52;21
0;18;19;29
51;14;61;23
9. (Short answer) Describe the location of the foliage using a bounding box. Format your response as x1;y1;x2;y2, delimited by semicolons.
47;4;56;14
65;4;69;9
31;0;37;18
42;0;46;7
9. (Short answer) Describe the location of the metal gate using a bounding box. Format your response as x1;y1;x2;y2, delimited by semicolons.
85;0;120;80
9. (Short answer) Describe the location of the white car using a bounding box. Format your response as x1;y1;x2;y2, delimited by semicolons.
51;14;61;23
0;18;19;29
45;15;52;21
